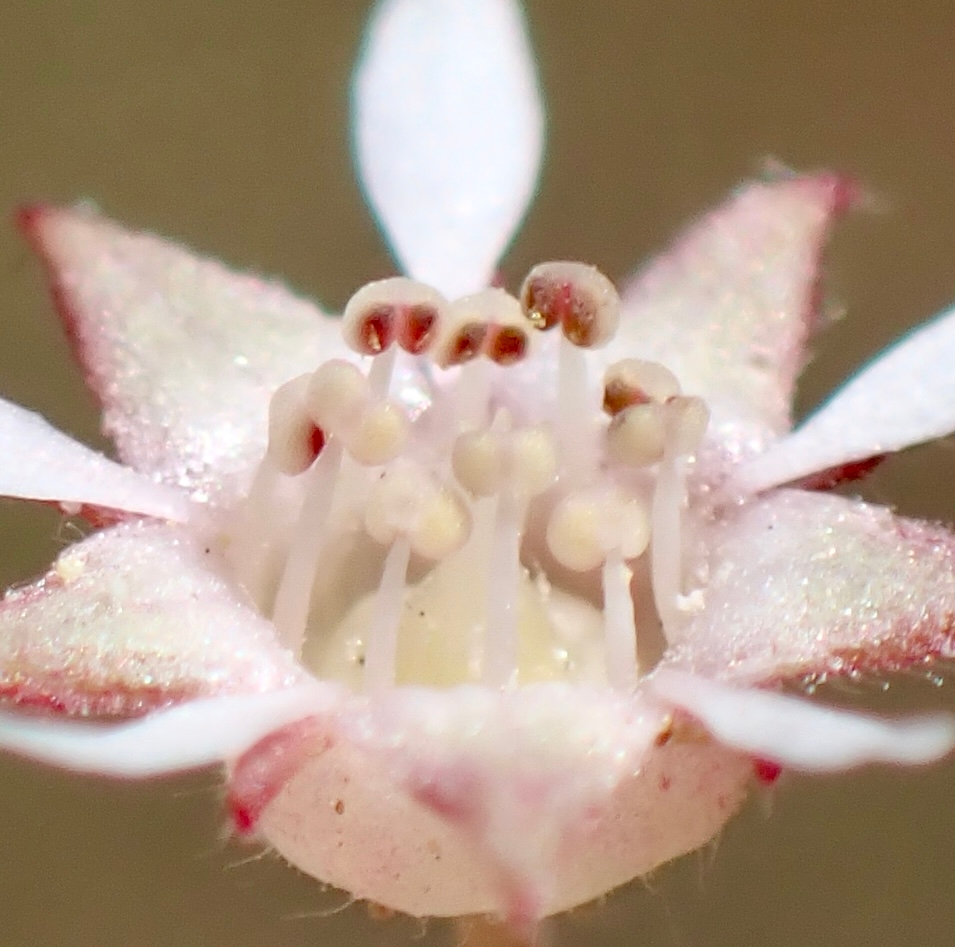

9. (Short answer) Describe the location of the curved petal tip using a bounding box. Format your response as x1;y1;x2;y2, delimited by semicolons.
652;670;955;770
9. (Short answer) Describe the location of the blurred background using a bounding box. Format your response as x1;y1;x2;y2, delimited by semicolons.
1;0;955;944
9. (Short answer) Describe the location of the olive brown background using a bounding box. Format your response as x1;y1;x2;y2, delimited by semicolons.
1;1;954;945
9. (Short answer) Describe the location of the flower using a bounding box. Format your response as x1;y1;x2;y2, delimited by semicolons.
2;0;955;936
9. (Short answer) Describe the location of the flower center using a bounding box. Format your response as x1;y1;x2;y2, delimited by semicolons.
227;263;709;693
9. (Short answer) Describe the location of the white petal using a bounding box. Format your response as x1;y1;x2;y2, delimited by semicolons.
354;0;544;297
0;397;190;521
732;303;955;493
652;670;955;770
0;684;336;776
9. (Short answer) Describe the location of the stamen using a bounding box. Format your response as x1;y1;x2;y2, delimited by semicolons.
231;375;323;611
367;346;398;400
397;303;441;355
342;277;446;356
363;461;472;688
306;359;409;466
343;277;447;398
365;461;471;559
433;320;488;369
452;429;504;497
650;396;709;639
476;287;531;366
436;290;522;430
228;458;282;612
432;290;494;369
519;262;621;478
484;324;529;365
267;374;325;476
546;487;649;689
557;336;595;480
231;264;716;699
271;439;346;655
482;423;556;688
509;426;558;498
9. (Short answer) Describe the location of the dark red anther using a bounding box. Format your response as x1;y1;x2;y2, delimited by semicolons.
447;322;488;365
520;276;566;331
522;275;603;346
398;303;439;354
309;424;326;461
485;325;528;365
358;304;396;354
603;378;652;416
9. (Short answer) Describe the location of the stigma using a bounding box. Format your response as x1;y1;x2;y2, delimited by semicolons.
227;263;709;694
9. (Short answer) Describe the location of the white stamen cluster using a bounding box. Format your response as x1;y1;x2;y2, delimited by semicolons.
240;261;712;695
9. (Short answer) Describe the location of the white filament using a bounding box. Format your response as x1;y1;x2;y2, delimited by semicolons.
557;336;594;482
271;441;345;655
368;345;399;399
364;535;412;692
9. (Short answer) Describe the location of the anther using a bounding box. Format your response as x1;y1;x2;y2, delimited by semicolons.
433;288;531;369
452;430;504;497
606;403;667;467
342;277;446;356
306;360;370;438
345;401;410;466
433;319;488;369
603;359;681;416
433;293;489;369
398;303;442;355
546;487;651;573
519;261;621;348
477;288;531;366
267;374;325;476
365;461;472;560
